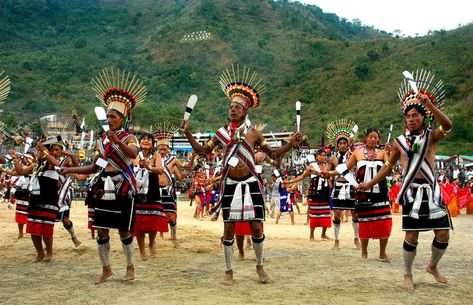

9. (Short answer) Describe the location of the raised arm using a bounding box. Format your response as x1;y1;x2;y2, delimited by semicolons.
416;93;452;142
290;168;312;184
181;120;215;156
258;130;303;160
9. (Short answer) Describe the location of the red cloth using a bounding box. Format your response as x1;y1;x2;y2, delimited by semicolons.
310;217;331;229
388;183;401;203
457;187;472;209
235;222;264;235
359;218;392;239
133;203;169;235
15;213;27;225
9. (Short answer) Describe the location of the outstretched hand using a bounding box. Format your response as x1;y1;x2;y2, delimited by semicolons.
57;167;70;175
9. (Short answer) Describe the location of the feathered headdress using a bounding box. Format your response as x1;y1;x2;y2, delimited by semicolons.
0;71;11;106
219;64;266;109
399;69;446;124
326;119;357;147
91;68;147;129
154;122;179;146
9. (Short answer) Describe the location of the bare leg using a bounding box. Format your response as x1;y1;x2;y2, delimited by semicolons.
245;235;252;251
224;270;234;286
310;226;316;241
18;223;24;239
360;238;369;262
235;234;245;261
222;223;235;286
401;234;418;290
42;236;53;262
119;231;135;281
379;238;391;262
275;212;281;224
290;212;295;224
321;227;331;240
136;234;147;260
149;232;157;256
31;235;45;262
63;219;81;247
95;232;113;284
250;222;270;284
332;210;341;250
426;230;449;284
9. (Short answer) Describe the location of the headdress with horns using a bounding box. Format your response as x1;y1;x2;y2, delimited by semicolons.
326;119;357;147
219;64;266;109
399;69;446;125
91;68;147;130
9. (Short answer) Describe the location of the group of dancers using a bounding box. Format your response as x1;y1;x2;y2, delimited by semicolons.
0;65;453;290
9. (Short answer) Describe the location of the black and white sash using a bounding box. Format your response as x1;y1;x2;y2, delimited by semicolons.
395;130;446;219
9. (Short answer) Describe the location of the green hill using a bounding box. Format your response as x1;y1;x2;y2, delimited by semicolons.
0;0;472;154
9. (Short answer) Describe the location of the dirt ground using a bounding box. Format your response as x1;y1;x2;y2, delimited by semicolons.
0;199;472;305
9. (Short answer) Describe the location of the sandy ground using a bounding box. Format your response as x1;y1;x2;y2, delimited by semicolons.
0;198;472;305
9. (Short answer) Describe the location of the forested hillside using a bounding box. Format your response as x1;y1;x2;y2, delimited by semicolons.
0;0;471;153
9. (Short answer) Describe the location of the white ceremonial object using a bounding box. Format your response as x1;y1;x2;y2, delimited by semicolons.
183;94;198;121
335;164;358;187
402;71;419;94
295;101;301;131
351;125;359;137
95;106;109;144
42;135;62;146
24;137;33;154
306;154;315;164
273;169;281;178
386;124;393;143
94;106;109;131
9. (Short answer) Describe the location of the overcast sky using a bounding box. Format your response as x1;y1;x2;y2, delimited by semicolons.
301;0;473;36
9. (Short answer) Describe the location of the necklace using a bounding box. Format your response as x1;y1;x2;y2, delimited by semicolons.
363;146;378;161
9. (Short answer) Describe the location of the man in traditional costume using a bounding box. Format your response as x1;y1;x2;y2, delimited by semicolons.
360;70;452;290
325;120;361;250
155;124;194;247
182;65;303;285
60;68;151;283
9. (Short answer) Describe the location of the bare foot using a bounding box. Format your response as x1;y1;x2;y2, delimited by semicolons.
236;253;244;261
310;237;315;242
33;253;45;263
426;265;447;284
149;243;157;257
256;266;270;283
331;240;340;250
400;274;415;290
159;233;164;240
361;253;368;263
122;265;135;282
95;267;113;284
379;254;392;262
18;233;24;239
354;238;361;250
43;252;53;262
223;270;234;286
172;239;180;248
140;252;148;261
245;243;251;251
72;237;82;247
321;235;331;240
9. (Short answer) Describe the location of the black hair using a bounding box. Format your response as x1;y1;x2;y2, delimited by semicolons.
404;104;427;118
365;128;380;137
336;137;348;145
315;149;326;156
